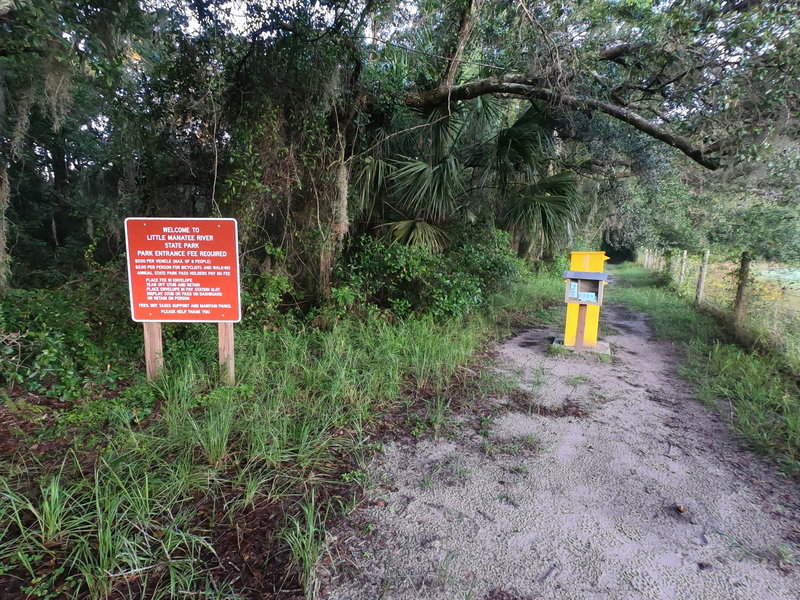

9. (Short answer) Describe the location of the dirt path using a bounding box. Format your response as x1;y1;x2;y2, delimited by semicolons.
326;304;800;600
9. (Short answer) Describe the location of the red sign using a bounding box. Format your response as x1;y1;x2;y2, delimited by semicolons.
125;218;241;322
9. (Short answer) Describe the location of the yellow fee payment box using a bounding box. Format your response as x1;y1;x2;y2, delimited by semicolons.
563;251;609;349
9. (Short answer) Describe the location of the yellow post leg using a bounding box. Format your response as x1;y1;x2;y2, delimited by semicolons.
565;303;579;346
564;304;600;348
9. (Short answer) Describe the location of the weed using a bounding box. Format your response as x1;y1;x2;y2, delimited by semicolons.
483;435;538;457
360;522;377;536
281;491;328;600
498;493;518;507
427;395;453;438
438;550;457;592
482;439;499;457
773;543;798;567
193;394;237;466
564;374;588;387
527;366;546;388
547;343;572;356
341;469;369;485
453;461;471;481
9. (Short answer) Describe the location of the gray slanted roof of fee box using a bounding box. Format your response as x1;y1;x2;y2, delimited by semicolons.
562;271;609;281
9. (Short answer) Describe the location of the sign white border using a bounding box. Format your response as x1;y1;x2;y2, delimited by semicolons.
124;217;242;323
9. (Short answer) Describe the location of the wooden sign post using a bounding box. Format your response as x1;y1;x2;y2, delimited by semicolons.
124;218;241;383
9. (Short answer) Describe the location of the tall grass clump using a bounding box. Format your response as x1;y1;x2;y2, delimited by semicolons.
683;342;800;471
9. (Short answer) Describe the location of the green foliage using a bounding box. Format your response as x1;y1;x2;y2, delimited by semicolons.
281;491;327;600
610;264;723;343
0;279;137;399
339;228;524;318
241;271;292;327
0;454;217;600
40;382;158;440
354;96;581;260
684;342;800;472
710;201;800;262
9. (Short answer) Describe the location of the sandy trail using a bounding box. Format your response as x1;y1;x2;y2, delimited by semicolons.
326;304;800;600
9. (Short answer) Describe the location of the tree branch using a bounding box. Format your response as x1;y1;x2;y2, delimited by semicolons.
403;76;721;170
440;1;483;89
598;42;652;65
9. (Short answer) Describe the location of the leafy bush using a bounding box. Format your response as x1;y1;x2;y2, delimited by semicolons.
0;268;138;399
338;228;524;318
241;271;291;326
448;227;525;297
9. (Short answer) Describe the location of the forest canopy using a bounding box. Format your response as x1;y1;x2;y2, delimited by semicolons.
1;0;798;297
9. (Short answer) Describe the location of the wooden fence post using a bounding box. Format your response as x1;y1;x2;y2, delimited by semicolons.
144;322;163;381
218;322;235;385
733;251;751;331
695;249;710;305
678;250;688;288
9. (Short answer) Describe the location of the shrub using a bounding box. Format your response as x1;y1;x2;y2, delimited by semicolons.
337;228;525;318
0;267;138;399
241;271;292;327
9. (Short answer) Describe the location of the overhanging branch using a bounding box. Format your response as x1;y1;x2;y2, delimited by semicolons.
403;76;721;170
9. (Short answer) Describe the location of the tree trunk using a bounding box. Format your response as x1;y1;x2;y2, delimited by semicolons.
695;249;710;305
0;164;9;291
318;132;351;299
333;141;350;242
678;250;687;288
733;251;751;331
440;1;482;89
51;136;69;247
517;234;532;259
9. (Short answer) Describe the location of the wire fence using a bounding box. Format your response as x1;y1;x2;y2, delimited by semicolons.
638;250;800;374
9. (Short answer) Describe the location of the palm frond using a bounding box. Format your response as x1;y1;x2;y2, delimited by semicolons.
380;219;449;251
494;105;557;187
501;172;580;253
389;155;464;222
354;156;393;220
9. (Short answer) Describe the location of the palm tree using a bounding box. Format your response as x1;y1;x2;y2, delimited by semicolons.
353;98;581;256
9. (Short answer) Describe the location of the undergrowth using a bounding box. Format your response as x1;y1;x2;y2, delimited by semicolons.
612;263;800;474
0;271;563;599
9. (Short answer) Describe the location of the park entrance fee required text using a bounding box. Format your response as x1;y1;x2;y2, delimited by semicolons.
125;218;241;322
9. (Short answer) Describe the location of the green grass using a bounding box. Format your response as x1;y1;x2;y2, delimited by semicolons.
609;263;723;343
612;263;800;474
0;270;564;599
